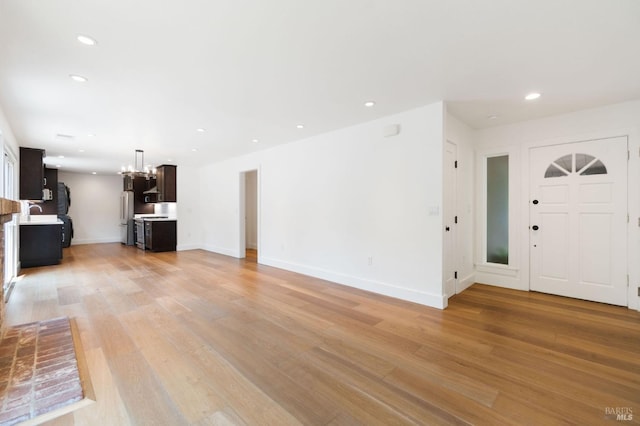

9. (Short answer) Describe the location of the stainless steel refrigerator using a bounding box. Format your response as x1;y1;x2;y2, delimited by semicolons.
120;191;135;245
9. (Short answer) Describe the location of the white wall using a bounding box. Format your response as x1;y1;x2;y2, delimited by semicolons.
445;112;476;294
473;100;640;310
58;171;122;245
199;102;447;308
176;165;202;251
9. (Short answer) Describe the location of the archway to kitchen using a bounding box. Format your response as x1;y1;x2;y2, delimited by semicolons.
239;169;259;261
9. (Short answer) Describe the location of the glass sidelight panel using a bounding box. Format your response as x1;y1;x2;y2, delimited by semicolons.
487;155;509;265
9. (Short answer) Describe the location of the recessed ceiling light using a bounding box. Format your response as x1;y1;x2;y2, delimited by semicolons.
87;133;96;137
364;101;376;107
78;149;85;153
69;74;88;83
525;92;541;100
487;115;498;120
92;172;97;175
56;164;62;168
196;128;206;133
252;138;259;143
167;158;173;162
296;124;304;129
77;35;97;46
58;155;65;158
191;148;197;152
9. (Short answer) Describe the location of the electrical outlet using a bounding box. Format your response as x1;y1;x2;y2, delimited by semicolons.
367;256;373;266
637;286;640;297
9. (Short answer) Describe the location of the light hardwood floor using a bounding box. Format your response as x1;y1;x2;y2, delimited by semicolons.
5;244;640;425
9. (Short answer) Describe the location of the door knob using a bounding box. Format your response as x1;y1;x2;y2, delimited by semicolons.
532;225;539;231
533;199;539;205
445;226;450;231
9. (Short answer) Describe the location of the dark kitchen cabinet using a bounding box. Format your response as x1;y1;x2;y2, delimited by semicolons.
144;220;176;252
156;165;176;202
20;224;63;267
19;147;45;200
41;168;59;215
133;176;155;214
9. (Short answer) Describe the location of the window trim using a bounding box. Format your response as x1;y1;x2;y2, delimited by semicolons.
476;146;520;272
486;155;509;265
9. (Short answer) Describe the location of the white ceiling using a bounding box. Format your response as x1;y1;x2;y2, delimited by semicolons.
1;0;639;174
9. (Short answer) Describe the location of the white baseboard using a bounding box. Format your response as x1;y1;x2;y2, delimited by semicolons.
172;247;446;309
474;271;525;291
201;244;240;258
71;237;121;245
177;244;201;251
457;273;475;294
260;256;446;309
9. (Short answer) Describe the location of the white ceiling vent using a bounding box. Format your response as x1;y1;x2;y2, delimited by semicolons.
55;133;74;141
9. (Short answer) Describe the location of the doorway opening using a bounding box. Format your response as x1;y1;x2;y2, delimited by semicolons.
240;170;258;262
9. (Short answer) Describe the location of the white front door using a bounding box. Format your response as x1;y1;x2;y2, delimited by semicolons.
530;137;628;306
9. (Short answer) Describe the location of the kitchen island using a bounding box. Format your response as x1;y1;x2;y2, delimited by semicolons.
134;216;177;252
20;215;64;267
145;219;176;252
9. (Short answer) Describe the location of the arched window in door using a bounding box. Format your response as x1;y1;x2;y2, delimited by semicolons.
544;153;607;178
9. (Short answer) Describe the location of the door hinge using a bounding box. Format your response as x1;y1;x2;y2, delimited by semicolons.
454;271;458;279
628;150;630;160
454;160;458;168
454;216;458;224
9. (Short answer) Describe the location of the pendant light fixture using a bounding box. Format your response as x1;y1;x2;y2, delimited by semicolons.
121;149;157;179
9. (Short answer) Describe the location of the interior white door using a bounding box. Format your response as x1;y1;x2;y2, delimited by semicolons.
530;137;628;306
444;141;457;298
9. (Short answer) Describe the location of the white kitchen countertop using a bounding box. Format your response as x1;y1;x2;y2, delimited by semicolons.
20;215;63;225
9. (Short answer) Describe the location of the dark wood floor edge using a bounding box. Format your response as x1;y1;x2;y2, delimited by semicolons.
69;317;96;403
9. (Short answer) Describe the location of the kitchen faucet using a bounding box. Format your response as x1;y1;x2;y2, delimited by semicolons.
23;202;43;221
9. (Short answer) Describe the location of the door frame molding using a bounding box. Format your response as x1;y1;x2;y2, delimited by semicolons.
527;137;629;306
521;131;636;309
443;140;458;298
238;168;260;260
474;144;521;289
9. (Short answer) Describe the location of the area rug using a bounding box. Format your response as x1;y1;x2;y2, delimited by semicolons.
0;317;92;425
